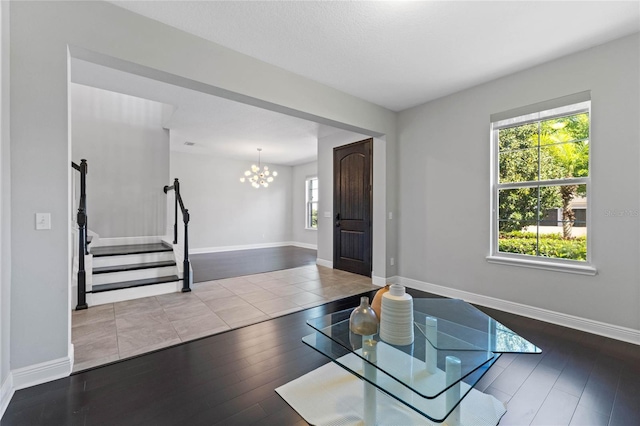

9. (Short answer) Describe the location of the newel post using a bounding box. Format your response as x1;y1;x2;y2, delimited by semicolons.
76;206;88;310
182;208;191;292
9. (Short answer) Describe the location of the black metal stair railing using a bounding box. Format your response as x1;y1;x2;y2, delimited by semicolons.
164;178;192;292
72;159;88;310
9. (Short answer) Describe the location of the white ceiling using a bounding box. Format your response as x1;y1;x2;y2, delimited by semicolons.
80;1;639;165
110;0;640;111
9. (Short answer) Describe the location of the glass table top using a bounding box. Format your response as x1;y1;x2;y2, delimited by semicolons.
302;297;541;423
413;298;541;353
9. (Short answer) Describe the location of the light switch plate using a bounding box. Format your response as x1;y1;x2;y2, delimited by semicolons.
36;213;51;230
324;212;331;218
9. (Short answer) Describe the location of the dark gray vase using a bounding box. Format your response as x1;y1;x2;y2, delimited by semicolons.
349;296;378;336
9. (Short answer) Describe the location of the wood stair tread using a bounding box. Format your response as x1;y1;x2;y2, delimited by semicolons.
91;275;180;293
90;243;172;257
93;260;177;274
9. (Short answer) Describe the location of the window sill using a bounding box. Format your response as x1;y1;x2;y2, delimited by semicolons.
486;255;597;276
305;227;318;231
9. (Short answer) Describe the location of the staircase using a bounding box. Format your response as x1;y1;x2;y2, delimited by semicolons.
71;160;192;309
83;239;183;306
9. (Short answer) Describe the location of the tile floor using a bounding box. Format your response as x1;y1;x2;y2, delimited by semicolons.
72;264;378;372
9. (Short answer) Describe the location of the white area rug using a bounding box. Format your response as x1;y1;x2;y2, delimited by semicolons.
276;353;506;426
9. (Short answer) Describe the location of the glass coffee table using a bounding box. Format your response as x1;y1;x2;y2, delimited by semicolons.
303;298;541;424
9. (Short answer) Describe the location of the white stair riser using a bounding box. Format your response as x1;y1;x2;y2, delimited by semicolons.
88;281;182;306
92;266;177;285
92;252;174;268
89;236;164;248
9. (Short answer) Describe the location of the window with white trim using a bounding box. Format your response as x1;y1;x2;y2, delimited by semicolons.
490;94;591;269
305;177;318;229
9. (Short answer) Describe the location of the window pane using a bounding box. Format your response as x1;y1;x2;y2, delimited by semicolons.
307;178;319;201
539;183;587;237
539;141;589;180
498;122;539;185
499;148;538;183
540;113;589;145
498;185;587;261
306;178;319;228
538;235;586;261
499;222;586;261
498;123;538;151
498;221;538;256
498;187;540;232
312;203;318;227
310;202;318;228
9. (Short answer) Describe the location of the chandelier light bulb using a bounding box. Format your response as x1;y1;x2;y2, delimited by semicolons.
240;148;277;189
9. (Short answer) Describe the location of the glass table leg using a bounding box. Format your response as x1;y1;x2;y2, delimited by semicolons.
425;316;438;374
446;356;462;426
363;337;377;426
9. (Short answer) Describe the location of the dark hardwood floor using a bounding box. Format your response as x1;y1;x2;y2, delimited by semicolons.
3;288;639;425
191;246;317;282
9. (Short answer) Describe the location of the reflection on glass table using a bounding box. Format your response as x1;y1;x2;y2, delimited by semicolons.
303;298;542;424
413;298;542;353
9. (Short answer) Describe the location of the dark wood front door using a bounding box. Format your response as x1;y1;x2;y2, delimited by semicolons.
333;138;373;277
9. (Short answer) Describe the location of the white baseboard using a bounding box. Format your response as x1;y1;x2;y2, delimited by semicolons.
371;275;391;287
398;276;640;345
179;241;318;255
90;235;165;248
11;355;72;391
69;343;74;375
0;373;14;421
191;241;304;254
316;258;333;269
290;241;318;250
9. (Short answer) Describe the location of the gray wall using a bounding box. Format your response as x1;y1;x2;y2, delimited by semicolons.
71;84;169;238
1;0;11;392
397;33;640;330
170;150;293;249
8;1;395;371
291;161;318;248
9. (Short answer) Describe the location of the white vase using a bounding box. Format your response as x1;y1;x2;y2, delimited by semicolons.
379;284;414;346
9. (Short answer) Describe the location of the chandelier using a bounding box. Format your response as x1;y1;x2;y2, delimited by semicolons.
240;148;277;188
